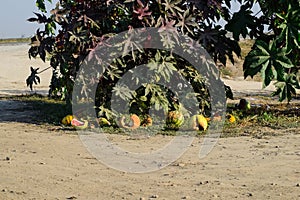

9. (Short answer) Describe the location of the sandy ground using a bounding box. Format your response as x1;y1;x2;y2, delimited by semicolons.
0;43;300;200
0;43;51;96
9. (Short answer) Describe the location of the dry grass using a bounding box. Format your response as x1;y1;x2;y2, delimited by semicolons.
222;102;300;137
220;39;262;81
239;39;254;58
0;38;30;44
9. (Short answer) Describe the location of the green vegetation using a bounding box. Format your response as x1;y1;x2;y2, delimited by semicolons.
223;102;300;137
27;0;299;110
243;1;300;103
19;0;300;133
1;94;299;138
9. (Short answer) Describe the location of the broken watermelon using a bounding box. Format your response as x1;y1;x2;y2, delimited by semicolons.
71;118;88;129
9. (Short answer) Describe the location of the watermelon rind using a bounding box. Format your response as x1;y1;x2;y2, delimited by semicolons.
71;118;88;129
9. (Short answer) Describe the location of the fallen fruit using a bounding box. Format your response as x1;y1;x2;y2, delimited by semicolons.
98;117;111;126
119;114;141;129
181;114;208;131
237;99;251;110
205;117;211;122
142;115;153;127
166;110;184;129
226;114;236;123
61;115;74;126
71;118;88;129
196;114;208;131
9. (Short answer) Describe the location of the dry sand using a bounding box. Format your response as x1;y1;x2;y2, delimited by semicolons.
0;43;299;200
0;43;51;96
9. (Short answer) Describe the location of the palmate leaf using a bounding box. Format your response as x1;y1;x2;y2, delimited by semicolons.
272;73;300;102
199;25;241;65
148;51;177;82
162;0;183;15
261;60;273;87
276;6;300;49
225;5;256;40
244;39;294;88
27;12;49;24
176;9;199;35
112;84;134;101
98;105;117;121
26;67;41;90
36;0;47;13
36;0;52;13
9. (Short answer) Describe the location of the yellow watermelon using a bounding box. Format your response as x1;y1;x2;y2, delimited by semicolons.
61;115;74;126
196;114;208;131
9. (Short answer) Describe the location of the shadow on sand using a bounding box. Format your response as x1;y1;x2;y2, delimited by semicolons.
0;94;70;125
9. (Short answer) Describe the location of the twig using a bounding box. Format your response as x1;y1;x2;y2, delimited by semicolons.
37;66;52;74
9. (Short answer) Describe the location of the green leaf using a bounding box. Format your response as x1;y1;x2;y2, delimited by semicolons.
255;41;270;56
276;8;300;48
261;60;273;88
176;9;198;35
272;73;300;103
36;0;46;12
225;5;256;40
112;84;133;101
140;96;147;101
248;55;270;68
272;62;285;81
36;0;51;13
276;56;294;69
244;39;295;90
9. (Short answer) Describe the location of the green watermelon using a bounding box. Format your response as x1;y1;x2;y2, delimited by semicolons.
166;111;184;130
71;118;88;129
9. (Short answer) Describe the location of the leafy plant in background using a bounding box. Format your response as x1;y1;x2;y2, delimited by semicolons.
26;0;238;119
26;66;51;90
26;67;40;90
26;0;300;120
243;0;300;103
